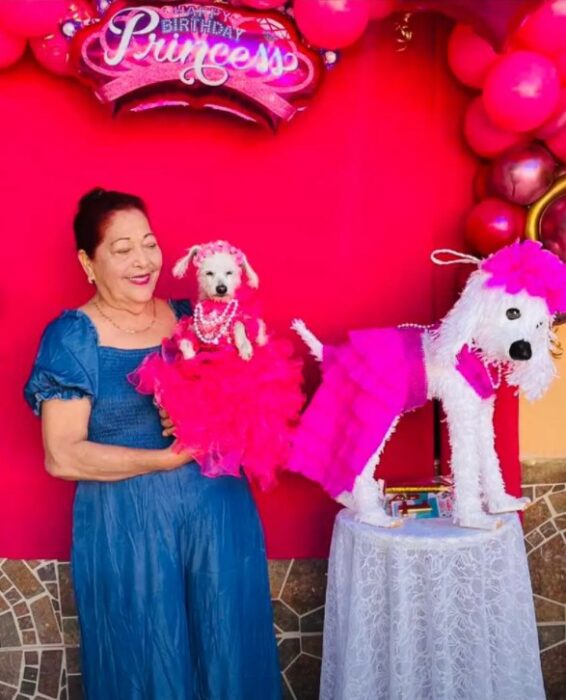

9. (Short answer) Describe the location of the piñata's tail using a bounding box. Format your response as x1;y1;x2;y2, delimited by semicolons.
291;319;323;361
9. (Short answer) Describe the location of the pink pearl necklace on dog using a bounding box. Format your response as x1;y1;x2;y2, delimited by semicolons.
398;323;502;390
193;299;239;345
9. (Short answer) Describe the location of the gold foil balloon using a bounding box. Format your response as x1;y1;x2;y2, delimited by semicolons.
526;176;566;262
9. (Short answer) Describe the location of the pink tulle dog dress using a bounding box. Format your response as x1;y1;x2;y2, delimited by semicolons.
130;242;305;489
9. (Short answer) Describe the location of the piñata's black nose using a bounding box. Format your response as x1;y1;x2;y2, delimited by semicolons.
509;340;532;361
216;284;227;296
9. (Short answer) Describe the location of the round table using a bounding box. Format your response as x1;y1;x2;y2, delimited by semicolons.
320;510;545;700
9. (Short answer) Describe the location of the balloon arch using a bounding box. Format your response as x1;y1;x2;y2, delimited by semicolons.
0;0;565;259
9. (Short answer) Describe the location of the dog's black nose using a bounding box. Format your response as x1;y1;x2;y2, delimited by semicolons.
216;284;228;296
509;340;532;360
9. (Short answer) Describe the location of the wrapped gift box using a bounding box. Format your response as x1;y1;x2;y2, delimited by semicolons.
385;477;454;519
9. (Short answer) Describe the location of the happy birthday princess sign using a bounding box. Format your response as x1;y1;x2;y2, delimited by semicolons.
72;1;324;127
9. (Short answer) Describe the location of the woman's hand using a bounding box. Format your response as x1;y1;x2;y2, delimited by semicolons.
161;443;200;470
158;406;176;437
156;403;201;468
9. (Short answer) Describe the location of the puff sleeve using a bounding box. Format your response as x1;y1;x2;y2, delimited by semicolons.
24;311;98;416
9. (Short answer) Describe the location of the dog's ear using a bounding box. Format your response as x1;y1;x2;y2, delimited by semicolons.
435;272;486;362
242;255;259;288
173;246;200;279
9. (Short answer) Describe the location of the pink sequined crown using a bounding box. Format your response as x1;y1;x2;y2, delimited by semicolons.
481;240;566;314
194;240;245;267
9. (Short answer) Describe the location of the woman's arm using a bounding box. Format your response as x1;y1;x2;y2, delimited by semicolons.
41;398;192;481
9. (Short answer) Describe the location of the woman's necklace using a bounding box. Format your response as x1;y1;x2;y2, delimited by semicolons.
93;298;156;335
193;299;239;345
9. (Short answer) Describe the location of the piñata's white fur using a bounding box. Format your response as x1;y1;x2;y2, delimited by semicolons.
293;273;556;530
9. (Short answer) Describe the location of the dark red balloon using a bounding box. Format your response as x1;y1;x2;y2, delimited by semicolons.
465;197;526;256
540;195;566;262
488;143;557;206
396;0;542;49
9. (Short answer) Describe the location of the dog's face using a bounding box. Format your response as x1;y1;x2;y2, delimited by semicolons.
473;288;551;363
439;272;558;400
197;251;242;300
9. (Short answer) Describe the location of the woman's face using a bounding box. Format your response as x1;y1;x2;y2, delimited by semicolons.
84;208;162;305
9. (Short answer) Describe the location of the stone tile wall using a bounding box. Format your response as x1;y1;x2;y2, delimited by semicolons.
0;559;326;700
1;467;565;700
270;560;326;700
522;459;566;700
0;561;80;699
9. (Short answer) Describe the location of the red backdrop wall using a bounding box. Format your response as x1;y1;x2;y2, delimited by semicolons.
0;15;519;560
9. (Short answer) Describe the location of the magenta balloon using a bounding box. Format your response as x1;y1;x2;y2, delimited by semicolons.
447;23;497;88
515;0;566;56
537;89;566;140
547;128;566;163
29;0;95;74
488;143;557;205
30;29;71;75
0;23;26;68
483;51;560;132
0;0;70;38
294;0;370;49
464;97;526;158
540;195;566;262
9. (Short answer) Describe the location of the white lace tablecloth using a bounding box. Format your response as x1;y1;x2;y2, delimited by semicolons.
320;511;544;700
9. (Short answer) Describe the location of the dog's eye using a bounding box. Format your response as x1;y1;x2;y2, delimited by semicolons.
506;308;521;320
226;271;233;276
205;271;214;277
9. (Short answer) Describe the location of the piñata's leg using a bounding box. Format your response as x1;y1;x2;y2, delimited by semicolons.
443;387;503;530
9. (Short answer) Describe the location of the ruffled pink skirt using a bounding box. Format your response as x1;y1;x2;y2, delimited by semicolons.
130;341;304;489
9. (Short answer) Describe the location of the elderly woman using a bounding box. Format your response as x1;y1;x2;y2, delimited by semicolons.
24;188;281;700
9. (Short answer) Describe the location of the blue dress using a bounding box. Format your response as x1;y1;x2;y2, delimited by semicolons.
24;301;282;700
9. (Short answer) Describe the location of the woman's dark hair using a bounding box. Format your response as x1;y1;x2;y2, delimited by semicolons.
74;187;148;258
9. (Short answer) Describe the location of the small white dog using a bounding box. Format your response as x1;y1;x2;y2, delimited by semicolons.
288;242;566;530
171;240;267;361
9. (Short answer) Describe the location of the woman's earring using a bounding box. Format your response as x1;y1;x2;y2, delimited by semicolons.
88;274;95;285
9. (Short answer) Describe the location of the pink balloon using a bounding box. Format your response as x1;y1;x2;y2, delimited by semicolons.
294;0;370;49
488;143;557;206
465;198;526;257
369;0;397;20
547;128;566;163
515;0;566;56
539;194;566;262
464;98;525;158
28;0;95;74
0;0;70;38
0;23;26;68
537;89;566;139
447;23;497;89
30;28;71;75
483;51;561;132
